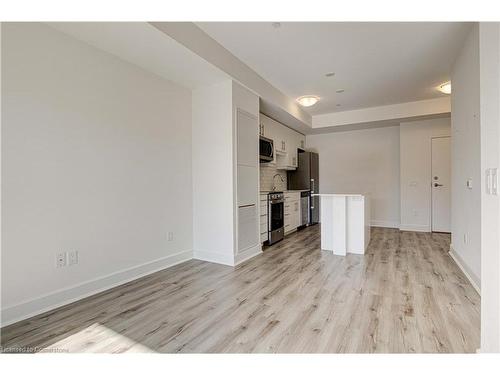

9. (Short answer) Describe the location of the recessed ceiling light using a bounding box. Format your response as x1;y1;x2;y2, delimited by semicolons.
272;22;281;28
438;82;451;94
325;72;335;77
335;89;345;93
297;95;320;107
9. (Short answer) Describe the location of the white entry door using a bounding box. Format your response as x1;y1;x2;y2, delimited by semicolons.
431;137;451;232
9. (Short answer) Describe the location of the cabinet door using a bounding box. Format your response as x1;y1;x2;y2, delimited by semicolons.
299;136;306;150
274;122;285;152
238;205;259;252
294;201;300;229
237;108;258;206
237;109;258;167
238;165;258;206
292;131;303;167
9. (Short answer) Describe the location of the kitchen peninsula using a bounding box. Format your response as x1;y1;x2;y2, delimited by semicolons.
313;194;371;256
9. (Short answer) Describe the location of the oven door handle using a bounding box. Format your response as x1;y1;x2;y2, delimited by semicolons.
270;199;284;204
238;204;255;208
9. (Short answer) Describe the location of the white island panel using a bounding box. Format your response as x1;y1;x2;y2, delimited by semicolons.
320;195;347;255
315;194;371;256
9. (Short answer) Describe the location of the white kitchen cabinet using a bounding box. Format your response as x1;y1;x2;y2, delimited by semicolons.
236;104;260;257
238;109;259;167
299;137;306;150
272;121;287;153
259;193;268;244
237;165;258;206
259;113;305;170
259;120;266;137
288;131;305;169
275;127;294;170
238;205;259;252
284;191;300;234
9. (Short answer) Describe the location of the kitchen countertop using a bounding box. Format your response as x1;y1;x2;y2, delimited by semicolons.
311;193;365;197
260;189;310;193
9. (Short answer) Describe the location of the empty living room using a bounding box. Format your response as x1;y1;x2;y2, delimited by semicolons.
1;0;500;374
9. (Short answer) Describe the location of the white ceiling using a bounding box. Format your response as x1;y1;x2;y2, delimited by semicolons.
196;22;472;115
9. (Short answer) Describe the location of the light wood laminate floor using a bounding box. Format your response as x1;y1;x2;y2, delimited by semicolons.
1;226;480;353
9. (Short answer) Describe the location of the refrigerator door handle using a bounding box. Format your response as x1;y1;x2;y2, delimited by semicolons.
310;178;315;193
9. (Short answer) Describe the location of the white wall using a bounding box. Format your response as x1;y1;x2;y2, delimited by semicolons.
479;22;500;353
306;126;401;228
192;81;234;265
450;24;482;289
1;23;193;325
399;118;451;232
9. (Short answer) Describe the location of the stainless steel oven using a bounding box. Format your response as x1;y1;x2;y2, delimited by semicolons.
259;136;274;163
268;192;284;245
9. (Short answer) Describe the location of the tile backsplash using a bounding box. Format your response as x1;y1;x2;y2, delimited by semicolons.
260;164;287;191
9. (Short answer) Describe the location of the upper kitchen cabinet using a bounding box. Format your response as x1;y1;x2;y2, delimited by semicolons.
192;80;261;266
237;109;259;167
259;113;305;170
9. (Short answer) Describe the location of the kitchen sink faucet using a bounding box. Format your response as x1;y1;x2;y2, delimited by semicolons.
272;174;285;191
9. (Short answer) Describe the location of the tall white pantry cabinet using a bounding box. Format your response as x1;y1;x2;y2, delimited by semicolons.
192;80;261;266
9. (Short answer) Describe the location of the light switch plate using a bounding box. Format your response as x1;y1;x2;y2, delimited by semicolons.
492;168;498;195
68;250;79;266
466;178;473;189
486;168;499;195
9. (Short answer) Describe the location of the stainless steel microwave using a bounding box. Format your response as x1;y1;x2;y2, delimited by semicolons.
259;136;274;163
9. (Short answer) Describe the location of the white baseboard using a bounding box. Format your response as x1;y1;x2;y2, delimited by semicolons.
1;249;193;328
371;220;400;229
235;244;262;265
193;249;235;266
194;244;263;267
399;223;431;232
449;245;481;295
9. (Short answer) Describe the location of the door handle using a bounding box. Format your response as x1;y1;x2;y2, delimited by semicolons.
434;183;444;187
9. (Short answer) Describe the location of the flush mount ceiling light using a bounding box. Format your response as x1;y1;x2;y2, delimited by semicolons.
297;95;320;107
438;82;451;94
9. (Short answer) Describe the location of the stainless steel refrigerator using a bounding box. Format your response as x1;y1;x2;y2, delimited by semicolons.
287;151;319;224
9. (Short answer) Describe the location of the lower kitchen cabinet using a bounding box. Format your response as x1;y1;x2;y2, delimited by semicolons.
284;192;300;234
238;204;259;251
259;193;268;244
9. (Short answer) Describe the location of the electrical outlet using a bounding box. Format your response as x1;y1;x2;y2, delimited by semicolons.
68;250;79;266
463;233;469;244
168;232;174;241
56;252;67;268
